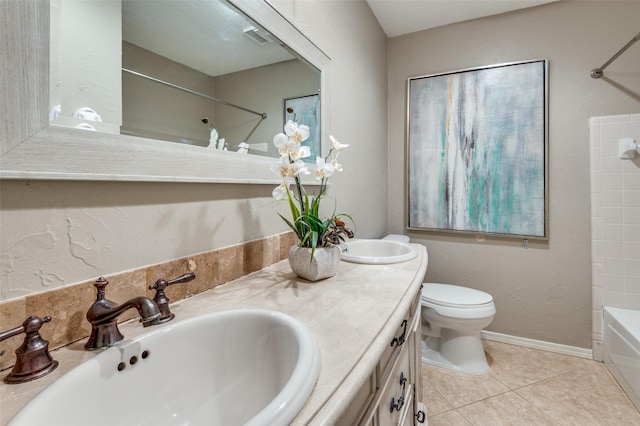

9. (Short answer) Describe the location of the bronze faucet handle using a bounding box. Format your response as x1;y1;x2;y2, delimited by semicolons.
148;272;196;324
0;315;50;343
1;315;59;384
149;272;196;292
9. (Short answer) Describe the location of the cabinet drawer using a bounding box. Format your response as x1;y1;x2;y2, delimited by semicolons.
377;313;410;383
377;343;412;426
409;291;421;318
398;390;414;426
336;373;376;426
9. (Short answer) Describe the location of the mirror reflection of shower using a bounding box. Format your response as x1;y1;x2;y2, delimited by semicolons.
49;0;320;159
201;116;269;154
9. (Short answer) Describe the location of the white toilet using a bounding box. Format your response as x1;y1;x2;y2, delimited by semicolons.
421;283;496;374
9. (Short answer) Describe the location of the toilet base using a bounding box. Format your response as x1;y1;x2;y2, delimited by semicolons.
421;329;490;374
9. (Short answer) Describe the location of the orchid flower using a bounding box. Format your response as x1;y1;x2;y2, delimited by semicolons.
271;156;310;179
290;145;311;161
272;182;289;201
315;156;335;181
284;120;310;143
330;135;349;151
273;133;298;157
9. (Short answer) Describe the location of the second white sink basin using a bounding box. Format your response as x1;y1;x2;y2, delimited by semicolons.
340;239;417;264
9;309;319;426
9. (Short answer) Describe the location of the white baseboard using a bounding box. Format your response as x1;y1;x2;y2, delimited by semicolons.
481;330;594;360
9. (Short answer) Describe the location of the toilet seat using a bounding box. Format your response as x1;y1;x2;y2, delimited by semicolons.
421;283;495;319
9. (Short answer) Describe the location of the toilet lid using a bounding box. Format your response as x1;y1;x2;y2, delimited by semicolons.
421;283;493;308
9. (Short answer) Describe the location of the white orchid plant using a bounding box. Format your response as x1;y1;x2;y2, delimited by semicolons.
271;117;354;259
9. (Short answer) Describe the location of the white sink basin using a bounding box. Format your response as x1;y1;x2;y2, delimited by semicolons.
9;309;319;426
340;239;417;264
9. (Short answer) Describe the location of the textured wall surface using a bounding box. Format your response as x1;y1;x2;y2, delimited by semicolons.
0;0;388;300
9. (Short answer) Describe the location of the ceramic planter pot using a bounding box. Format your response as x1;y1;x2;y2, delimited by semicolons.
288;245;341;281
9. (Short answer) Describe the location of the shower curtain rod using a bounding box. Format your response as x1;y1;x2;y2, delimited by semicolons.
590;31;640;79
122;68;267;119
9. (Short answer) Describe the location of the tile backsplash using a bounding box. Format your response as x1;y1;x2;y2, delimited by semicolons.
590;113;640;357
0;231;298;371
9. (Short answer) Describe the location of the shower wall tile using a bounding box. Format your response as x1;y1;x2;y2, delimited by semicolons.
590;172;602;193
592;264;602;287
627;225;640;242
625;241;640;259
602;207;623;224
603;257;623;275
602;190;623;207
602;157;623;173
624;173;640;189
625;208;640;224
600;114;631;124
590;147;601;170
624;191;640;207
601;224;623;241
624;161;640;174
624;259;640;276
599;122;623;140
602;174;623;190
590;113;640;346
592;285;603;308
592;240;602;263
592;309;602;336
603;290;625;308
622;121;640;136
601;273;624;292
626;294;640;311
600;140;619;158
602;241;623;258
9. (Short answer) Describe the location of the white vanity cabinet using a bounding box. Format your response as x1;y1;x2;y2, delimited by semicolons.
338;293;425;426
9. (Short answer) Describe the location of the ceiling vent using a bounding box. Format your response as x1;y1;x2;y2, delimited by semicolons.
242;26;273;45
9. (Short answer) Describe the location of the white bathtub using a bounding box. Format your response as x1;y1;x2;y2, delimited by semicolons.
603;307;640;411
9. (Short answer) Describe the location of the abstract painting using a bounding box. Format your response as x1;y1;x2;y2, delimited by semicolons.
407;59;548;238
284;94;321;162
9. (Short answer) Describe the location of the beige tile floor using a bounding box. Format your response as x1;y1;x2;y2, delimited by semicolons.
422;340;640;425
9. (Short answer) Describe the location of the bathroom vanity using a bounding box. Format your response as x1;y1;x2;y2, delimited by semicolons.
0;245;427;425
336;289;424;425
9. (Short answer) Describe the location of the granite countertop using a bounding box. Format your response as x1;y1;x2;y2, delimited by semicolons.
0;244;427;425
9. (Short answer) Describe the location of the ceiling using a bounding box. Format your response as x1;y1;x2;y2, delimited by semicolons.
122;0;561;77
366;0;558;37
123;0;294;77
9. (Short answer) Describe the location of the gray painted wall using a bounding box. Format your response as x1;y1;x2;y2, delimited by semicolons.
387;0;640;348
0;0;388;299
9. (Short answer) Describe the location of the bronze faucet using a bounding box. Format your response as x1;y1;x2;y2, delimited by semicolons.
0;315;59;384
148;272;196;324
85;277;160;351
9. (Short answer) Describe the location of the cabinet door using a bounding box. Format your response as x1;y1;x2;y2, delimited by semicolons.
377;344;412;426
398;391;414;426
336;373;377;426
409;297;423;407
377;312;410;383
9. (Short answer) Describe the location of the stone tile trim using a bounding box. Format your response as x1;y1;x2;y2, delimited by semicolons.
0;231;298;371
